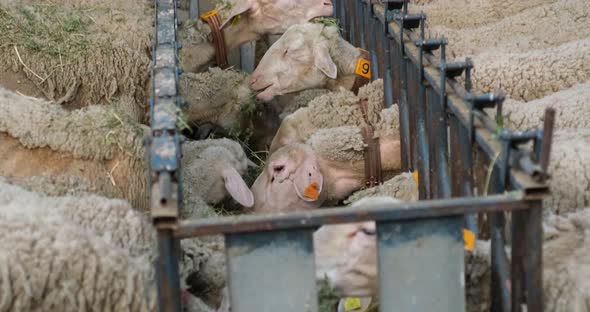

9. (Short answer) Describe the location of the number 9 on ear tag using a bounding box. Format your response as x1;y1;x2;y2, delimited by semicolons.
355;57;371;79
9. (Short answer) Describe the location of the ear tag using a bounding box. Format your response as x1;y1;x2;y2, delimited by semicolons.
200;9;219;20
231;14;241;25
464;229;475;251
354;48;371;79
344;297;363;311
303;182;320;200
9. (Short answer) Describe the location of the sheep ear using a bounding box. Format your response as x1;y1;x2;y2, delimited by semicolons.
222;167;254;207
220;0;256;29
314;42;337;80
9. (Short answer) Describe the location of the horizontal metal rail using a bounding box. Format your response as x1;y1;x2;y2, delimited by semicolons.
175;192;529;238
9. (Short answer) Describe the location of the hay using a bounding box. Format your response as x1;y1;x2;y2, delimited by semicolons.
0;1;152;122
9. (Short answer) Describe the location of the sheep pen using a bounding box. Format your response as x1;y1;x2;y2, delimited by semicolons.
1;0;589;310
0;0;153;122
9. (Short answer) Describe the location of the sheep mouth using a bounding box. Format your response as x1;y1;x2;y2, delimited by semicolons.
253;83;273;94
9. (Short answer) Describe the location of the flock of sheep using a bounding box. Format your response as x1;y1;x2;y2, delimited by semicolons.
0;0;588;311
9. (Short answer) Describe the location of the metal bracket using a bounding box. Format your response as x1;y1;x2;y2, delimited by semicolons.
468;93;505;142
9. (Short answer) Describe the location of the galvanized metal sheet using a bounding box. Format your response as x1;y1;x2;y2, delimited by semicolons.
157;9;176;44
377;216;465;312
225;229;318;312
155;44;176;69
152;97;177;131
154;68;177;97
151;135;179;172
240;41;256;73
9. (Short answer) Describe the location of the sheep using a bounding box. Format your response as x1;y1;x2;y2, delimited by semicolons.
251;122;403;213
0;179;226;311
249;21;364;102
178;67;329;150
343;172;419;204
178;0;334;73
0;87;254;212
488;81;590;131
542;128;590;216
269;79;395;153
424;0;590;60
0;0;153;122
466;208;590;312
412;0;556;30
461;38;590;102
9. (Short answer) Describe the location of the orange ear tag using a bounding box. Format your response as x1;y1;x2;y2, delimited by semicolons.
304;182;320;200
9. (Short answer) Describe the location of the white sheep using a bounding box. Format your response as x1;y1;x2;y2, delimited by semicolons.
0;179;226;311
491;81;590;131
0;87;254;212
465;38;590;102
269;79;396;153
343;172;419;204
422;0;588;52
249;22;365;102
178;67;329;150
466;208;590;312
412;0;556;29
178;0;334;73
542;128;590;216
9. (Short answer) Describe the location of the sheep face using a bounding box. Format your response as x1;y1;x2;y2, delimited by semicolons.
221;0;334;35
250;143;326;213
314;222;378;297
249;23;338;102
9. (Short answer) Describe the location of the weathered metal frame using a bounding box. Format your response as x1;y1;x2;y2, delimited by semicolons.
149;0;553;311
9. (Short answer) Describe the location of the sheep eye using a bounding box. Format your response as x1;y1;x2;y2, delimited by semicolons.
273;165;285;173
361;228;376;236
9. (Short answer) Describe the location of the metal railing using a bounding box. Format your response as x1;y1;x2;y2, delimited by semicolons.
148;0;554;311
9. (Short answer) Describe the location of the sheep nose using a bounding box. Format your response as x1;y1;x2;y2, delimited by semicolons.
250;74;261;86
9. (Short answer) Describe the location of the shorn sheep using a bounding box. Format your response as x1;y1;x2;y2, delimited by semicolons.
0;87;254;212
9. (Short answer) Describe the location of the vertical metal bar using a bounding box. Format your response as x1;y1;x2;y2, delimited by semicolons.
189;0;199;19
240;41;256;73
357;0;366;49
416;14;430;200
363;1;371;50
368;5;379;80
435;40;452;199
348;0;356;45
407;63;419;171
524;200;543;312
374;12;385;79
511;209;526;312
339;0;347;40
426;86;438;199
489;143;512;312
383;22;393;108
156;229;182;312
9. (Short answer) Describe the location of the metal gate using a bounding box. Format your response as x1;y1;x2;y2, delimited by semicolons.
147;0;554;311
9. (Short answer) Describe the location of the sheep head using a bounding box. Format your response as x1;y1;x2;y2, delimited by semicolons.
220;0;334;36
314;221;378;297
249;23;340;102
250;143;326;213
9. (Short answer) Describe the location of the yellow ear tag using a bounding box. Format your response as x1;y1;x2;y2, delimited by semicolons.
354;58;371;79
464;228;475;251
200;9;219;20
344;297;362;311
304;182;319;200
231;14;241;25
412;170;419;186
